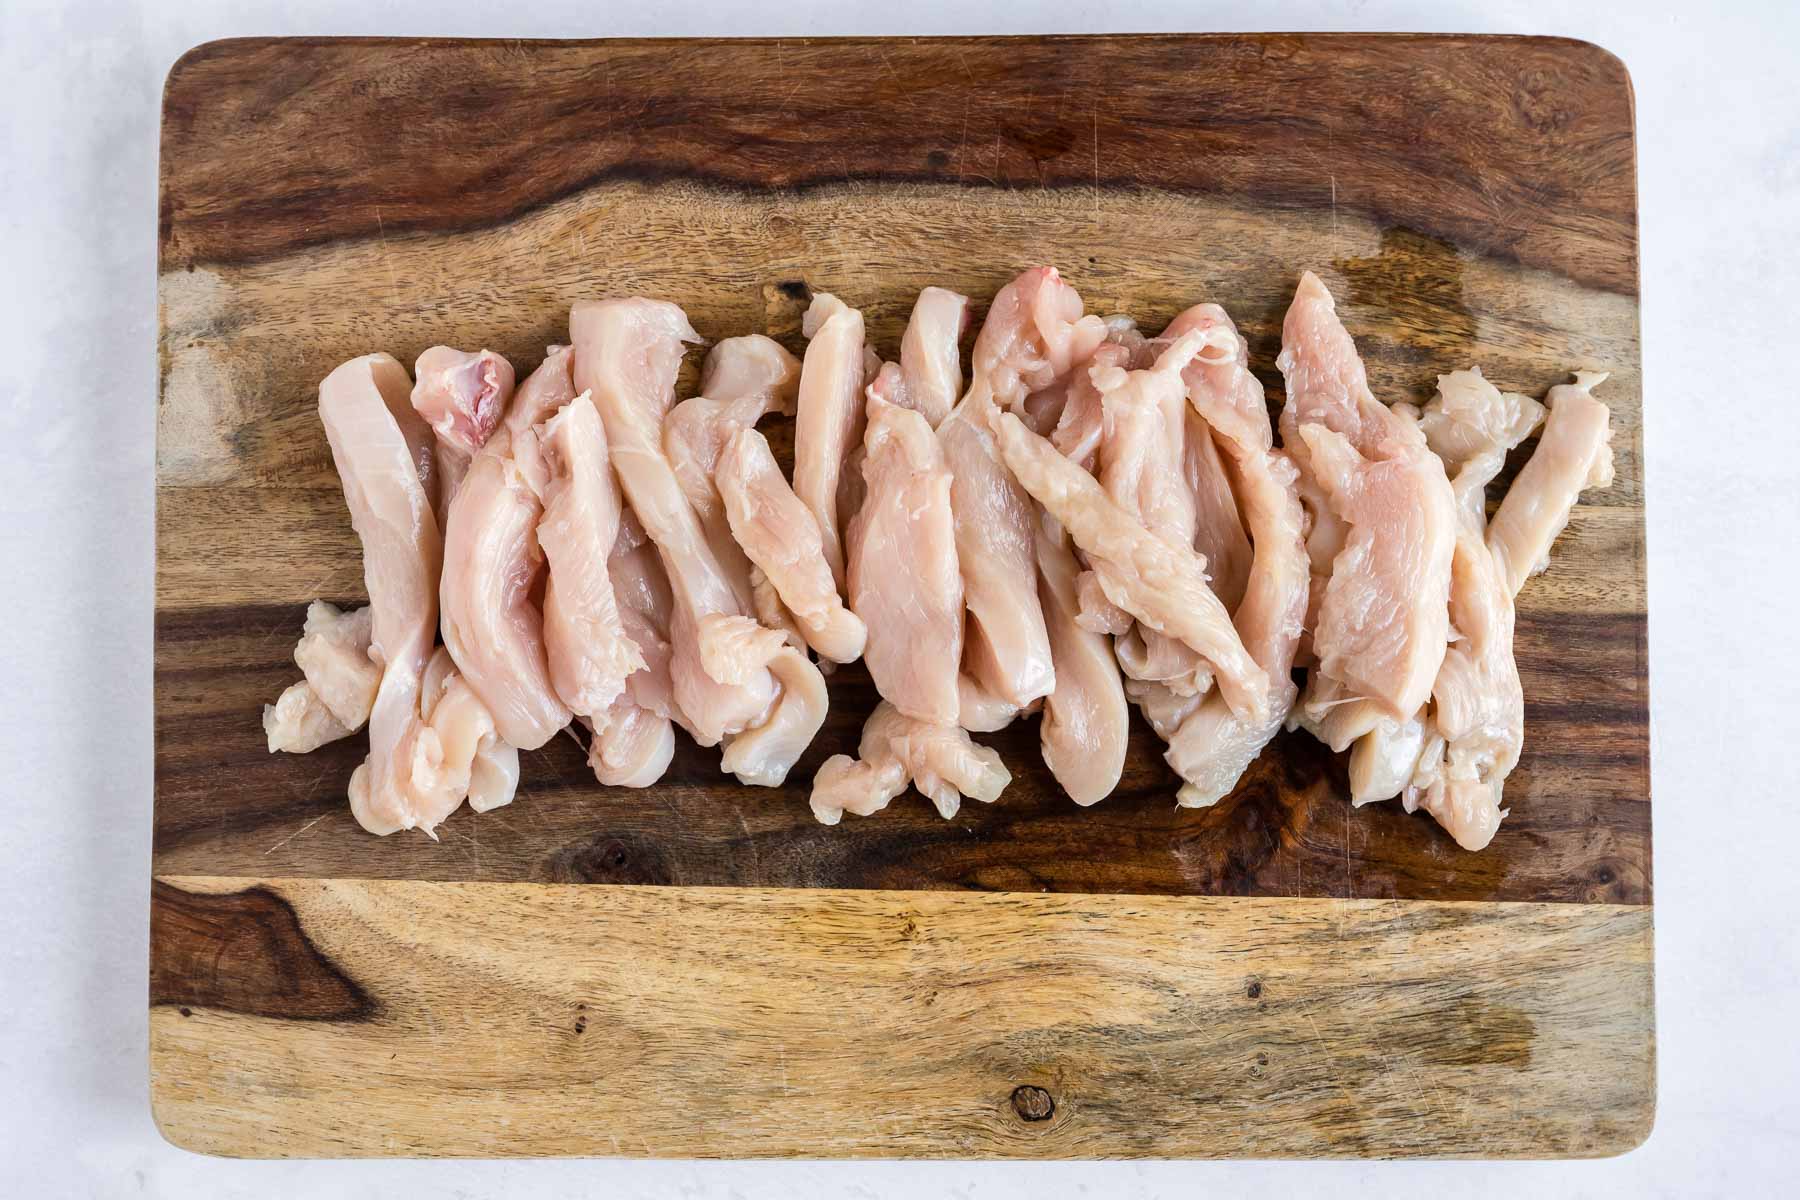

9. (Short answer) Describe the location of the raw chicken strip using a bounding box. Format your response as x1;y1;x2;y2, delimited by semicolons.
967;266;1107;413
939;265;1104;719
582;710;673;789
1277;271;1456;723
318;353;460;835
1161;313;1310;807
809;702;1011;824
1125;675;1202;742
587;511;679;786
291;600;379;728
1158;304;1258;612
533;392;645;717
1401;518;1523;849
957;675;1027;733
439;352;573;751
989;408;1270;723
1348;368;1572;847
411;347;515;508
1183;408;1252;614
263;600;379;753
1297;423;1457;720
664;335;802;611
1402;367;1544;524
718;646;829;787
1093;329;1213;694
572;297;821;774
1486;372;1615;597
717;426;867;664
1035;510;1129;805
420;646;519;814
792;293;868;591
868;286;971;427
263;683;354;754
847;395;963;724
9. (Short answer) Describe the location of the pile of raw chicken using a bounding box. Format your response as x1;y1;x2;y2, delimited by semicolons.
263;267;1613;852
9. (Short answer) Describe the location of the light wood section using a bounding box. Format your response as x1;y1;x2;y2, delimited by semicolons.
150;878;1654;1159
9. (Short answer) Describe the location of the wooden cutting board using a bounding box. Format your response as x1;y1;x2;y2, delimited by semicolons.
152;34;1651;1158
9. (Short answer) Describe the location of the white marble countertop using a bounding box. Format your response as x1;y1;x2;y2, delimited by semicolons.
3;0;1795;1195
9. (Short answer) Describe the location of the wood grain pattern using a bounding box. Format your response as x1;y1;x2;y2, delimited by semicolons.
155;183;1649;901
159;36;1637;293
152;34;1652;1158
149;877;1654;1158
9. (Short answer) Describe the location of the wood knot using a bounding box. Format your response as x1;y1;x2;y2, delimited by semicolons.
1010;1085;1055;1122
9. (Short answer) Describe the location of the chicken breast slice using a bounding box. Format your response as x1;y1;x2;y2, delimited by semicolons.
937;266;1102;721
1277;271;1456;726
1162;303;1258;612
531;392;645;718
437;348;576;751
809;702;1011;824
718;644;829;787
969;265;1108;411
868;286;971;428
572;297;771;743
1035;509;1129;805
411;347;515;511
1486;372;1615;597
1402;366;1545;525
989;407;1269;723
420;646;519;815
1093;329;1213;695
586;510;679;787
318;353;461;835
573;297;825;782
1160;310;1310;807
664;335;802;612
717;425;867;664
263;683;355;755
263;600;380;753
847;394;964;724
792;292;868;591
1345;368;1545;825
1400;517;1523;849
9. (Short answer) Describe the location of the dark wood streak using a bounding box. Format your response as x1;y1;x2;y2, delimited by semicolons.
149;880;374;1021
153;600;1650;904
160;35;1638;293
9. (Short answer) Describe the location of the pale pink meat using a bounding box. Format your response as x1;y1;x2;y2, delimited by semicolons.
717;426;866;664
318;353;461;835
587;511;679;786
989;408;1270;723
411;346;515;510
571;297;775;745
533;393;645;718
1487;372;1615;597
1092;329;1212;695
847;395;963;724
664;335;802;612
419;646;518;814
938;266;1104;720
1161;309;1310;807
792;293;868;591
1035;509;1129;805
438;348;575;751
871;286;971;427
573;298;826;783
1161;303;1258;612
263;600;379;753
1401;367;1544;525
809;702;1011;824
1277;271;1456;726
